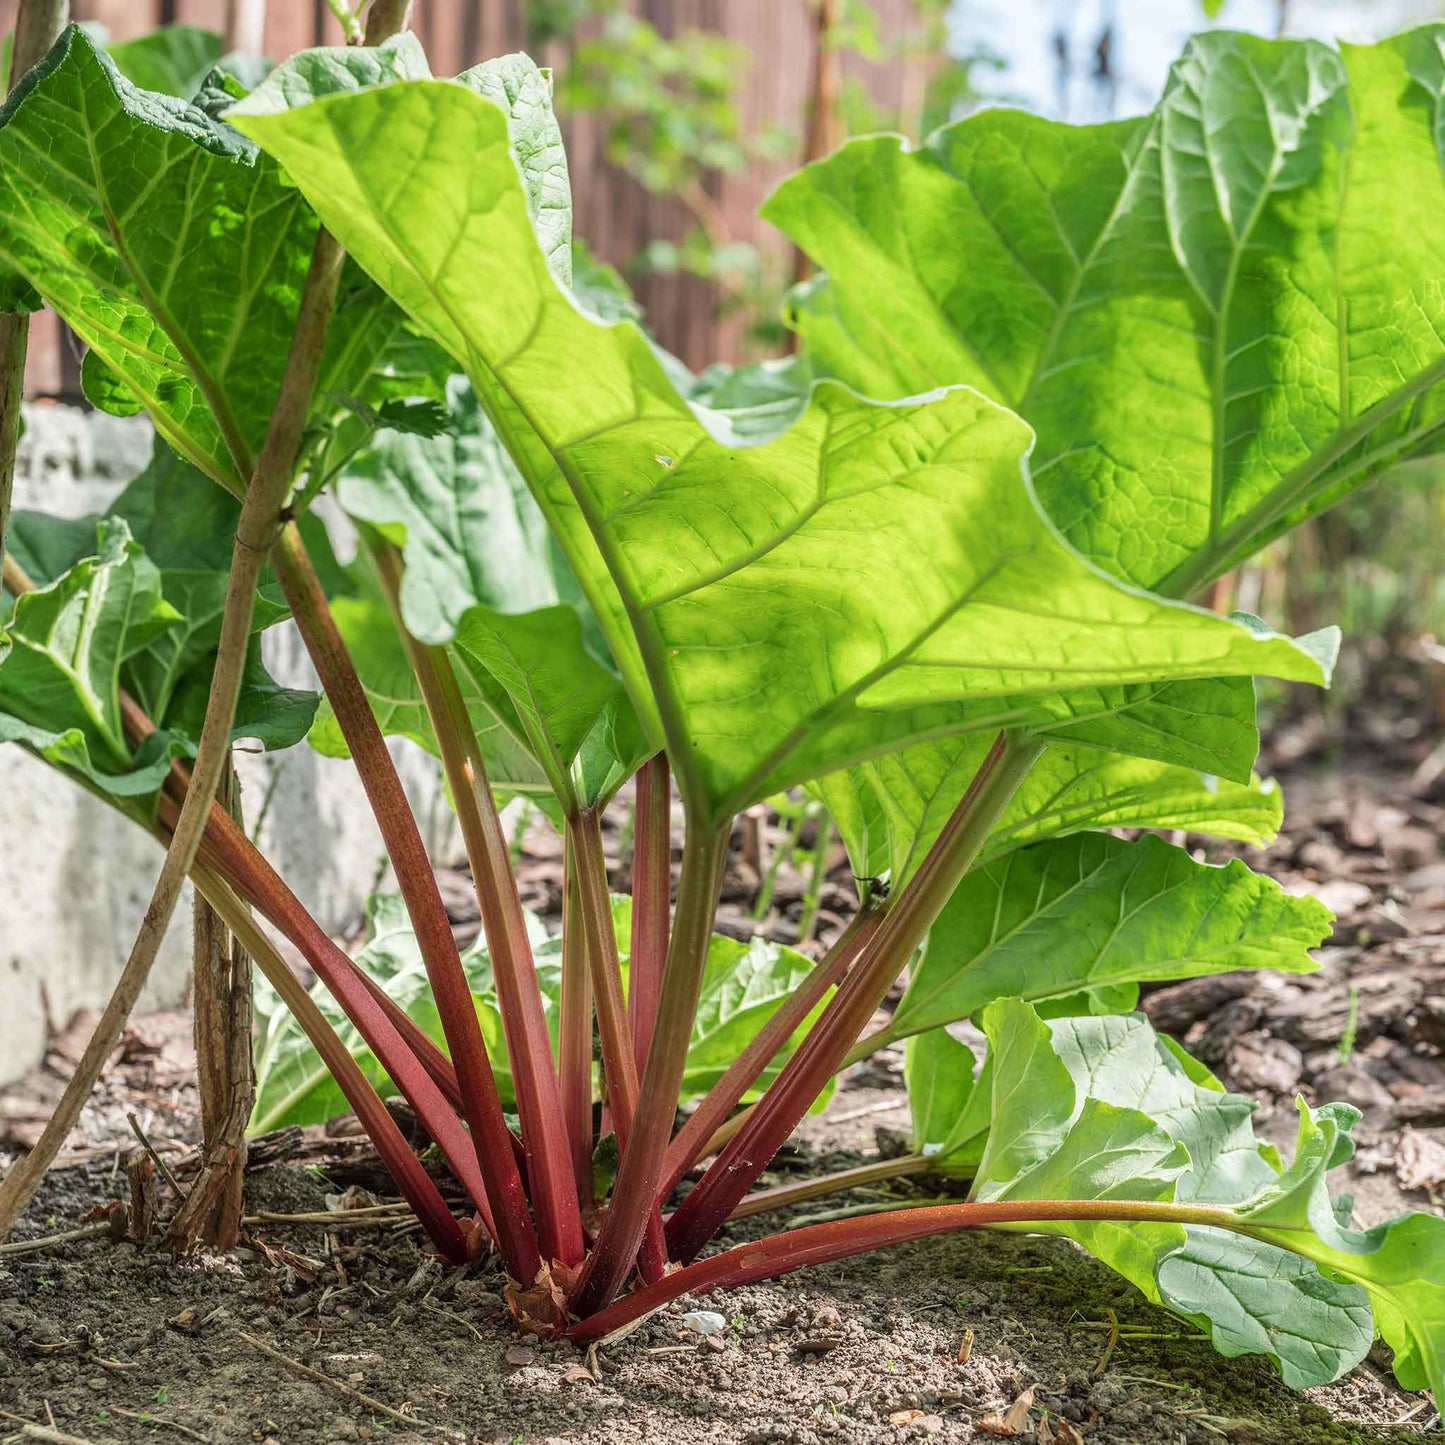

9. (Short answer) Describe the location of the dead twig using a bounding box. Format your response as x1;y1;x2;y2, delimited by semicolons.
13;1426;109;1445
1094;1308;1120;1375
242;1206;412;1224
126;1114;187;1201
234;1330;455;1434
0;1224;110;1258
108;1407;209;1443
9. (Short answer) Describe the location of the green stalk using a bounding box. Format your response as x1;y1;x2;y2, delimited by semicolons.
657;901;883;1203
665;733;1044;1265
567;808;668;1280
571;1197;1255;1343
725;1152;933;1222
628;753;671;1070
367;536;583;1267
559;831;595;1207
569;820;731;1316
0;229;346;1241
271;522;542;1288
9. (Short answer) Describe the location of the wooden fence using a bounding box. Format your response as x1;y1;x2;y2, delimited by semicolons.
0;0;923;393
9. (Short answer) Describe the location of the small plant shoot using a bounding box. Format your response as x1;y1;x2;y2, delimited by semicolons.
0;8;1442;1414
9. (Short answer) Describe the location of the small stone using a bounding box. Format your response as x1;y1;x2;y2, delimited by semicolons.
1230;1032;1304;1094
1313;1062;1396;1115
681;1310;727;1336
505;1345;537;1368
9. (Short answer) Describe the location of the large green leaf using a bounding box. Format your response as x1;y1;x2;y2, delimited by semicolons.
450;602;649;810
0;518;178;777
231;74;1332;822
0;26;316;491
682;931;835;1101
888;832;1330;1042
0;712;185;802
337;379;561;644
164;639;317;753
767;28;1445;597
905;1027;977;1161
818;732;1285;889
335;377;650;809
949;1002;1380;1392
1232;1102;1445;1401
103;441;289;721
6;443;316;756
105;25;226;101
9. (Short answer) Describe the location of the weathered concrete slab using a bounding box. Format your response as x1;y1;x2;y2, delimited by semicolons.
0;405;455;1083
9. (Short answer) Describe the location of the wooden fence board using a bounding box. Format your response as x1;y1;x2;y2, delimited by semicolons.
12;0;919;389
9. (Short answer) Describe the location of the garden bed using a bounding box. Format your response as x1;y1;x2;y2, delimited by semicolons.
3;681;1443;1444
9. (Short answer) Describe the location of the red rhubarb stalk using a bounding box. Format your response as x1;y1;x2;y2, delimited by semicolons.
190;864;470;1262
628;754;671;1071
665;734;1042;1264
271;523;541;1285
570;1197;1243;1343
568;823;731;1315
369;538;583;1265
158;792;500;1238
559;830;596;1207
658;901;883;1203
567;809;668;1280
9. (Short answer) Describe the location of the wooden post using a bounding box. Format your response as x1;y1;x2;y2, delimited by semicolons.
169;759;253;1251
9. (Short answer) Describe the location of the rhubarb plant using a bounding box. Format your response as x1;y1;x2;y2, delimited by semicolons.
0;14;1441;1408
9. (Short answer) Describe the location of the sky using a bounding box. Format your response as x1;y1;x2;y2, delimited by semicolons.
951;0;1445;121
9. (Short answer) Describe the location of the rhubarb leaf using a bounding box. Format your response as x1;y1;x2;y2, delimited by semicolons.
890;833;1330;1041
105;24;226;100
6;445;315;755
682;931;835;1100
0;26;316;491
818;735;1284;888
165;640;318;753
230;32;430;114
905;1028;976;1158
231;75;1333;822
337;378;648;807
104;442;290;722
768;29;1445;597
956;1003;1377;1388
1233;1102;1445;1401
0;519;178;777
450;603;649;809
336;378;565;643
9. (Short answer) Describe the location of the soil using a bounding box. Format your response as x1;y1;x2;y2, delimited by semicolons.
3;655;1445;1444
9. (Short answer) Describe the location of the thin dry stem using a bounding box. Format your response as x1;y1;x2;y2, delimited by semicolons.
0;232;346;1241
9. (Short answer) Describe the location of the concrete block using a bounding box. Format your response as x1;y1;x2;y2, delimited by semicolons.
0;405;456;1084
